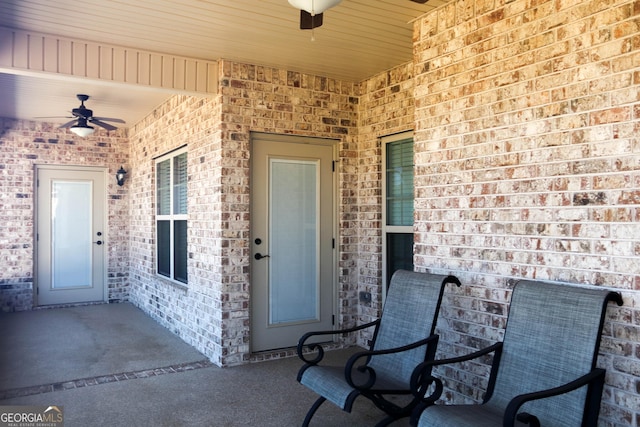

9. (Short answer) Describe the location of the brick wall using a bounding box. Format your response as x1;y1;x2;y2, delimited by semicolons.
0;119;129;312
356;62;417;343
218;61;361;358
127;61;361;365
127;95;224;363
413;0;639;425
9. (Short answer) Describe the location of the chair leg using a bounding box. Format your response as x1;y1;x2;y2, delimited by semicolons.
302;396;327;427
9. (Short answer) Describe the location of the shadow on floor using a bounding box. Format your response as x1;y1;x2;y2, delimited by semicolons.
0;303;410;426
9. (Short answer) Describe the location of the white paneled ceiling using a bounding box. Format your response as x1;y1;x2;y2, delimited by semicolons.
0;0;446;129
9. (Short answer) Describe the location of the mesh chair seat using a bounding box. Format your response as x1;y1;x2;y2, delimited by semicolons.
299;364;408;410
416;404;529;427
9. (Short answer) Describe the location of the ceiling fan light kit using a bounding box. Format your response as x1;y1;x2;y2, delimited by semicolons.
288;0;342;14
289;0;342;32
289;0;425;34
70;124;95;137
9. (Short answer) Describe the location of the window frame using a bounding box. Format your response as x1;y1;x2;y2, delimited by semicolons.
154;146;188;285
381;131;414;294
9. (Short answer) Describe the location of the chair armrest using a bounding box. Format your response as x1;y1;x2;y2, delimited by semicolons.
426;342;503;367
503;368;606;427
412;341;503;380
344;334;440;391
410;342;503;404
296;319;380;364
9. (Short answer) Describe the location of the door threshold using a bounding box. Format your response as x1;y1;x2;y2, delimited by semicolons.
34;301;108;311
250;341;344;363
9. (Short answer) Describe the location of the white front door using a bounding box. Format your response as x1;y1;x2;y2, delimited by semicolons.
250;133;336;352
36;166;106;306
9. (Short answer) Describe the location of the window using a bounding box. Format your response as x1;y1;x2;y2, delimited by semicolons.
156;147;188;284
382;132;414;290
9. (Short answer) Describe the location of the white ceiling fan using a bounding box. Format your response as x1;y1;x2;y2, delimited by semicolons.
288;0;429;30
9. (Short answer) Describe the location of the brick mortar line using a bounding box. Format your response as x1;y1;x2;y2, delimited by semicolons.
0;359;214;400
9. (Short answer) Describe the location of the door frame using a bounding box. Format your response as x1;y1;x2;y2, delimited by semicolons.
249;132;339;352
34;164;109;307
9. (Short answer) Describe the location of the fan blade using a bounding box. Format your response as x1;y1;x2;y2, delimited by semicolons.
59;120;77;128
92;116;126;124
35;115;74;119
300;10;323;29
90;118;118;131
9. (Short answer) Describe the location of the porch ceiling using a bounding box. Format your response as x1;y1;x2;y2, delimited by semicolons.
0;0;446;129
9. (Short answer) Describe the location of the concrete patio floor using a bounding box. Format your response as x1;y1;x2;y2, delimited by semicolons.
0;303;410;426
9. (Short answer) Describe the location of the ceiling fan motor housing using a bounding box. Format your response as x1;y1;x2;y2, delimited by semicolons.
72;107;93;118
72;94;92;119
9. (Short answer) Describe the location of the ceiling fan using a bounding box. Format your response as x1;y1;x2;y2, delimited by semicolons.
289;0;429;30
42;94;125;137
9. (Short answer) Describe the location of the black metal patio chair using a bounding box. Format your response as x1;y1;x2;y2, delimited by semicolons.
410;279;623;427
296;270;461;427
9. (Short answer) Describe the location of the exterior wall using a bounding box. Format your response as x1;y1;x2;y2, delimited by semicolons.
217;61;361;354
127;95;225;363
413;0;639;425
127;61;360;366
0;119;129;312
356;62;417;344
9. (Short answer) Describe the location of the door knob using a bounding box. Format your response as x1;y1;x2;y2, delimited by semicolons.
254;253;270;260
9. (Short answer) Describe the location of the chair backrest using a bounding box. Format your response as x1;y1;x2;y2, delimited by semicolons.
367;270;458;386
486;280;621;426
